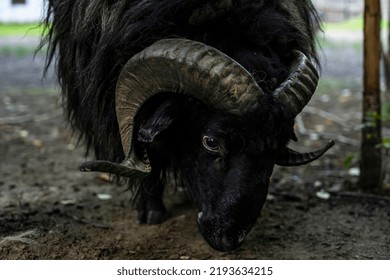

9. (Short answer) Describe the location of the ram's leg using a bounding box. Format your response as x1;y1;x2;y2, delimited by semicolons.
136;174;166;224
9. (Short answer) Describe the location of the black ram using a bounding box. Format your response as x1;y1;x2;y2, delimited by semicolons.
42;0;334;251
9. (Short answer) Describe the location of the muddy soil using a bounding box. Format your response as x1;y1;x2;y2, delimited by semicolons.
0;34;389;260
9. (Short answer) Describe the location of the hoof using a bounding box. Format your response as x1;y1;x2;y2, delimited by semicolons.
137;210;166;224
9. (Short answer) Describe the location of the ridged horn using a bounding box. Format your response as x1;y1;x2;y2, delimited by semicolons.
275;140;335;166
274;50;319;117
114;38;264;172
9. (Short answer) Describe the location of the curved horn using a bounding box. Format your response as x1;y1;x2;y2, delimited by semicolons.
115;38;263;172
79;160;142;178
274;50;319;117
275;140;335;166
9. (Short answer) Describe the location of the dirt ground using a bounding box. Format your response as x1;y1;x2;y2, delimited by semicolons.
0;32;389;260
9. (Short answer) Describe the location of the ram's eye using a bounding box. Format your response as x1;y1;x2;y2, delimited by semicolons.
202;136;220;152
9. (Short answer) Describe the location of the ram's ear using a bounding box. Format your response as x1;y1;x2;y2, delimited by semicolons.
137;99;181;143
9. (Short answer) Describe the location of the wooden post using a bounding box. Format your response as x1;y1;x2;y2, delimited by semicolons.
359;0;383;191
384;0;390;101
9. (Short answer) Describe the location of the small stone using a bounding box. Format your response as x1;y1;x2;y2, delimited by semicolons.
348;167;360;177
32;139;44;148
61;199;76;206
97;193;112;200
66;143;76;150
316;190;331;200
18;130;29;138
97;173;110;182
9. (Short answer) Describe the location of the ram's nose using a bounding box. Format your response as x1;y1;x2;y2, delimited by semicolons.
197;213;248;251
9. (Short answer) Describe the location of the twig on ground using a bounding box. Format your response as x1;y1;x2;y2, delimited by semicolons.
303;106;353;128
0;229;40;247
329;191;390;202
300;106;390;138
313;131;361;146
295;115;360;146
66;214;111;229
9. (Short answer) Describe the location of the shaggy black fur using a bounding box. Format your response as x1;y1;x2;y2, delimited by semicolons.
41;0;320;163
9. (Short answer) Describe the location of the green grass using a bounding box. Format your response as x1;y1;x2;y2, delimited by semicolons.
0;23;48;57
323;16;388;32
316;78;362;95
5;87;59;96
316;34;363;51
0;23;45;36
0;45;44;57
324;16;364;31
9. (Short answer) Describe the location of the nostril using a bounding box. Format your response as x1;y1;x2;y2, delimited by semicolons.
197;215;251;251
222;235;231;247
221;230;247;250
